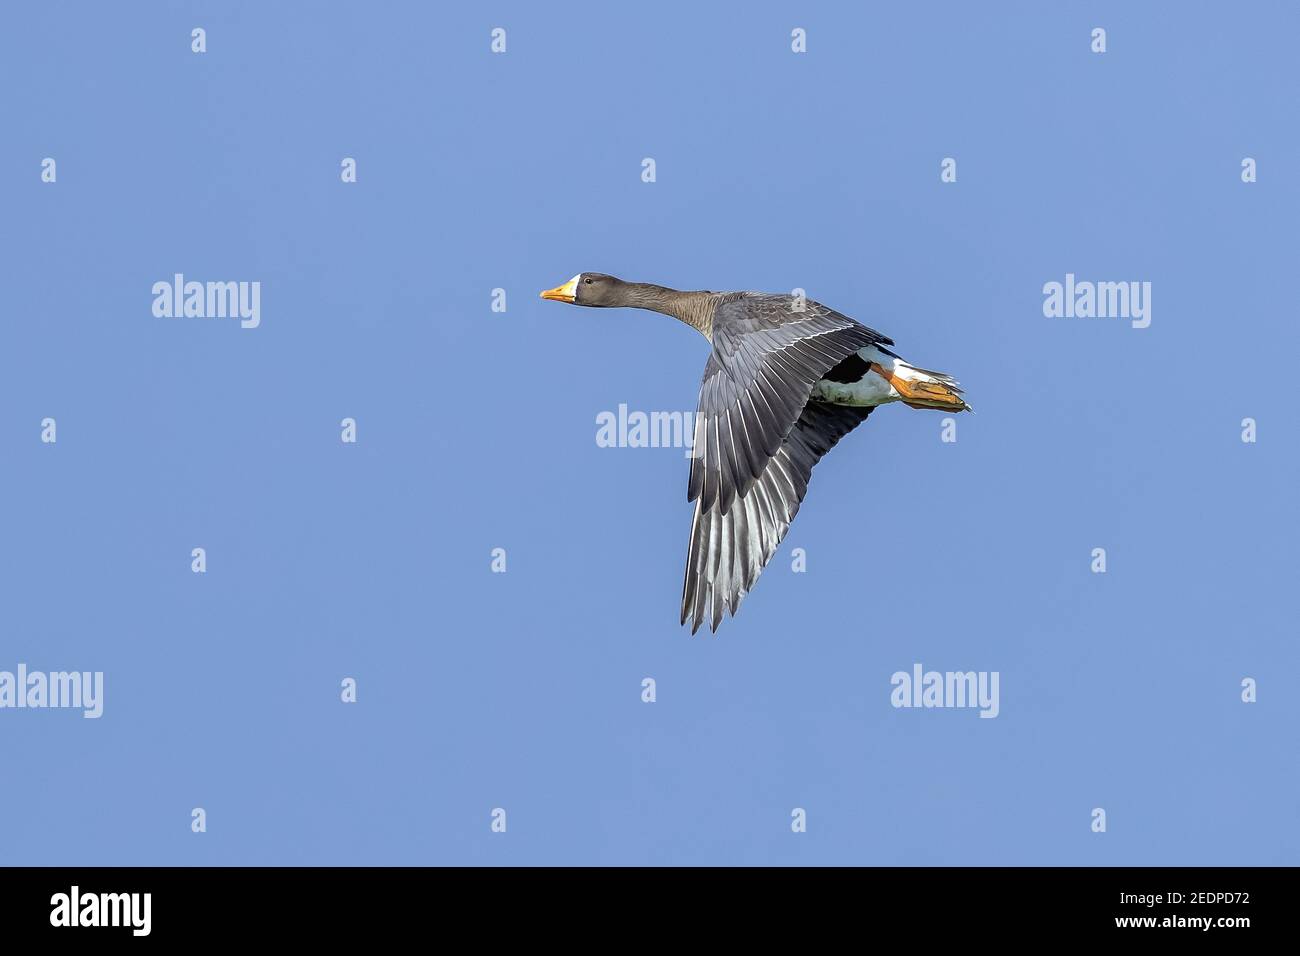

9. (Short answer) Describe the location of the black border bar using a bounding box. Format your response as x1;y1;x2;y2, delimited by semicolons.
0;866;1279;941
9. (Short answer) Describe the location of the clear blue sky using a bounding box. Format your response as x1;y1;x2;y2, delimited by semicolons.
2;1;1296;865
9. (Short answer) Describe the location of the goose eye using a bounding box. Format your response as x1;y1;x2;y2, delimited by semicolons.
584;278;593;284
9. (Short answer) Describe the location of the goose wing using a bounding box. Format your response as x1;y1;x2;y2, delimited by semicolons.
681;294;891;633
682;400;874;633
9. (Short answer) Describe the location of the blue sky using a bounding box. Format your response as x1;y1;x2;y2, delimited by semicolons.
1;1;1296;865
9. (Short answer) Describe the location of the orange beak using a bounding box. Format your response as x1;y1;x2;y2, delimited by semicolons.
540;275;580;303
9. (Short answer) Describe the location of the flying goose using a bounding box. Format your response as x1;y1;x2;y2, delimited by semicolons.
541;273;971;634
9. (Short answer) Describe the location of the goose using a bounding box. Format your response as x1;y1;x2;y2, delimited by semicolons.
541;273;971;634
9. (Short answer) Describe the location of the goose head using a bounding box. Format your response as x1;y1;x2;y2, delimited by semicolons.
539;272;627;308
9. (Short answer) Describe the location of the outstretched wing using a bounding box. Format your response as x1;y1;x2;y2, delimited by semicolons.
681;294;891;633
681;401;874;633
688;295;890;518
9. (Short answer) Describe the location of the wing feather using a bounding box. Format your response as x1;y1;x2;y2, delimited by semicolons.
689;294;890;515
680;293;892;632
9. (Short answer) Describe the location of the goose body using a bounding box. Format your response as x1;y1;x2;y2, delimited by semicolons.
541;274;970;634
